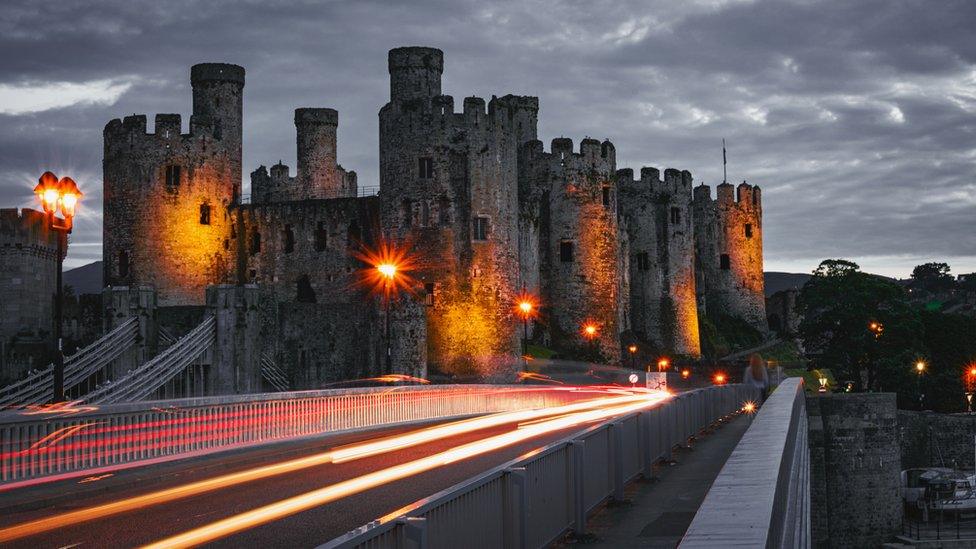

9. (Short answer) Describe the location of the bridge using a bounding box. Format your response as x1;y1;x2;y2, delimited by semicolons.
0;374;808;547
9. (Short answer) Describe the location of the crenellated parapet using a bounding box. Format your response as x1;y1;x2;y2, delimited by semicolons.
693;180;766;331
617;165;701;357
521;137;622;361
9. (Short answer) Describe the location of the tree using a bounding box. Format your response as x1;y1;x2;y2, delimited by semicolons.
798;259;923;395
911;262;955;293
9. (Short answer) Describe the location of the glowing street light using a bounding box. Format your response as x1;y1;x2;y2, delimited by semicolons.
714;372;727;385
627;344;637;371
582;323;598;339
657;358;670;372
868;321;884;339
352;239;416;375
514;291;538;364
681;368;691;380
33;171;83;402
915;360;926;410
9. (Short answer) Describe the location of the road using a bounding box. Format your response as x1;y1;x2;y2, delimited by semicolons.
0;393;661;548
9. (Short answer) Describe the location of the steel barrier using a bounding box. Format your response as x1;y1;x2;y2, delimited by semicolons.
0;385;622;484
680;377;809;548
322;383;759;549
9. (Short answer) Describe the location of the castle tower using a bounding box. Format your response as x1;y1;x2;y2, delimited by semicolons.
524;137;623;362
0;208;62;378
379;47;537;377
693;181;766;331
103;63;243;306
618;167;701;357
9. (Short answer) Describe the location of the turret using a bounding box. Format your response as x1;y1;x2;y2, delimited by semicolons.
388;47;443;102
190;63;244;142
295;108;339;196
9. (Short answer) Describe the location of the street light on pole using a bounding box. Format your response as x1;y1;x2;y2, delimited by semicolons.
33;171;82;403
515;291;537;368
915;360;926;410
627;344;637;371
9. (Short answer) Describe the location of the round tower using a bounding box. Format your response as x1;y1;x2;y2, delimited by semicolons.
388;47;443;101
295;108;339;198
191;62;244;196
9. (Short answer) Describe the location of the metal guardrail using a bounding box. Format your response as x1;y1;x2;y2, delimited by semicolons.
0;385;612;484
80;316;215;404
323;384;759;549
0;318;140;407
680;377;809;548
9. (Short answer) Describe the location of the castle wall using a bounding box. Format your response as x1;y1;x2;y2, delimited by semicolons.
525;137;622;362
693;182;766;331
0;208;62;379
378;46;537;377
103;63;244;307
618;167;701;357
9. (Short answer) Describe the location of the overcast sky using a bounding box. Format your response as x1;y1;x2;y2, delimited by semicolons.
1;0;974;277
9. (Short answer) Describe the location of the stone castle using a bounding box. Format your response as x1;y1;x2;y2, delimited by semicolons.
100;47;765;384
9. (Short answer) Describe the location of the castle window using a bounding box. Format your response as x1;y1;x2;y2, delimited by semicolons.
165;165;181;191
314;222;328;252
720;254;730;270
424;282;435;306
745;223;753;239
347;221;361;249
473;217;489;241
602;186;611;207
283;225;295;254
418;157;434;179
560;241;574;263
250;231;261;255
199;203;211;225
421;201;430;227
670;207;681;225
438;196;451;226
118;251;129;278
636;252;649;272
402;199;413;227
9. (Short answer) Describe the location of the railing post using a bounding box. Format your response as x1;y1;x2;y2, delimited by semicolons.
398;517;427;549
611;422;625;501
571;440;587;537
504;467;527;549
639;411;653;478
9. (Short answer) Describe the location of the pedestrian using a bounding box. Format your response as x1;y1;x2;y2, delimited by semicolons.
743;353;769;402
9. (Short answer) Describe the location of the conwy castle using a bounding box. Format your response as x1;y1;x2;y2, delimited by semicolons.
3;47;765;386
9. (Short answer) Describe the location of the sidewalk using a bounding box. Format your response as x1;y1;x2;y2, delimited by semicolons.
577;412;753;548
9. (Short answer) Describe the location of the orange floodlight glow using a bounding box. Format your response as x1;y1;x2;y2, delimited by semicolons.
969;366;976;377
714;373;727;385
681;368;690;379
514;291;538;319
657;358;670;371
582;323;599;339
915;361;926;373
743;401;757;413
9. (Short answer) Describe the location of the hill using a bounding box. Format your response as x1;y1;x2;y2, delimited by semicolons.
764;272;811;297
64;261;103;295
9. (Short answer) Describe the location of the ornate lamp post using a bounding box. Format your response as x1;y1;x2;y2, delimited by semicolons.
515;293;537;366
627;344;637;371
965;366;976;414
376;262;397;374
33;171;82;403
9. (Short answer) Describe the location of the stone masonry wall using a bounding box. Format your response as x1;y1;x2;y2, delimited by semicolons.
378;46;536;377
898;410;976;471
693;181;766;331
0;208;62;378
618;167;701;357
103;63;243;306
525;137;622;362
807;393;901;548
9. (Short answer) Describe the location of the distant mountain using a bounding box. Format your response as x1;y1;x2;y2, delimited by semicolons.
64;261;103;295
764;272;811;297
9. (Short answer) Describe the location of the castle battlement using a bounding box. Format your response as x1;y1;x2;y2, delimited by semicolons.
0;208;61;258
524;137;616;173
693;181;762;209
618;166;694;197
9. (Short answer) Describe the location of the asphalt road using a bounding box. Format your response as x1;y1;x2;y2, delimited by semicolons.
0;415;602;548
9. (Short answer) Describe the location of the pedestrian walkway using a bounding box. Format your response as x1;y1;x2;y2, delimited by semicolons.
579;412;753;548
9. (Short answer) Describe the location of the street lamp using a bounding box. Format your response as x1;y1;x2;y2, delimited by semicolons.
915;360;926;410
869;321;884;339
581;322;599;358
965;366;976;413
627;344;637;371
515;291;537;364
33;171;82;403
657;358;670;372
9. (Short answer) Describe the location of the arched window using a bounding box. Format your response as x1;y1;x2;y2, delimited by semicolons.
250;230;261;255
314;222;328;252
118;251;129;278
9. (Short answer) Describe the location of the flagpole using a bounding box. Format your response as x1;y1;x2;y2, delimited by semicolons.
722;138;727;183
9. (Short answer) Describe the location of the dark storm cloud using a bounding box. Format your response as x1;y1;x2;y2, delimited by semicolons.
0;0;973;276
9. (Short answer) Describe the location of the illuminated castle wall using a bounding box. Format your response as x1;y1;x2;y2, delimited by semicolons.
101;48;767;384
102;63;242;306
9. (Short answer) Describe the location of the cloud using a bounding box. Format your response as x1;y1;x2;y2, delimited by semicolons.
0;78;132;115
0;0;972;277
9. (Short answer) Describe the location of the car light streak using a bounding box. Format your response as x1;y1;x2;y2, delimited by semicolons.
0;390;667;543
141;394;670;549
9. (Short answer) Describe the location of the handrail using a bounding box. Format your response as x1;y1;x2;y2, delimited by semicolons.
680;377;809;548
